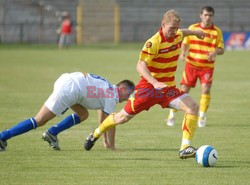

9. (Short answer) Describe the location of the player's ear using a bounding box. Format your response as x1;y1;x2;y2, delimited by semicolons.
161;21;165;27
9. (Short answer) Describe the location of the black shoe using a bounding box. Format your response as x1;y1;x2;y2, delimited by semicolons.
179;146;197;159
84;133;98;151
0;139;7;151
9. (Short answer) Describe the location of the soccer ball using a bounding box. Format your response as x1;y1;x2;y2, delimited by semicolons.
195;145;218;167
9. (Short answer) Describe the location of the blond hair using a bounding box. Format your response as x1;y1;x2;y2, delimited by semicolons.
162;9;181;23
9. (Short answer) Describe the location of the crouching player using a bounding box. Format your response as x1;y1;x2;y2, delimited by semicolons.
0;72;134;151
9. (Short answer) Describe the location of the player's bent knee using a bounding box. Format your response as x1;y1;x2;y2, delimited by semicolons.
114;112;131;125
78;112;89;122
187;103;199;115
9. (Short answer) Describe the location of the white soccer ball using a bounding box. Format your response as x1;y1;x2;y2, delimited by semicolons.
195;145;218;167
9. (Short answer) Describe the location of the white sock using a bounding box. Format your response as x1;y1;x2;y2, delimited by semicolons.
169;109;175;118
199;111;205;118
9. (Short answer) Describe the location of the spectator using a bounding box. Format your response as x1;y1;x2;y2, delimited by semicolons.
58;12;73;48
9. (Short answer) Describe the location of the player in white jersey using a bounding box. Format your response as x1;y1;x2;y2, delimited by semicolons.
0;72;135;151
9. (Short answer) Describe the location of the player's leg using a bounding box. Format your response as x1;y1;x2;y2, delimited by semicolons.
35;105;63;151
95;110;132;138
65;35;71;47
198;68;213;127
58;34;66;48
166;63;195;126
0;105;55;151
166;109;177;126
42;73;84;150
84;79;156;151
84;111;133;151
181;84;191;93
198;83;211;127
105;127;116;150
43;104;87;150
178;95;199;159
166;85;192;126
47;104;87;136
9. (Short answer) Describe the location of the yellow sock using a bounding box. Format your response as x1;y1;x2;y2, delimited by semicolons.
180;114;198;150
93;114;115;138
199;94;211;113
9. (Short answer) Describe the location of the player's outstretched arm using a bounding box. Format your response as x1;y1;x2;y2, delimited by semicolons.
179;43;189;62
97;110;115;149
181;29;205;39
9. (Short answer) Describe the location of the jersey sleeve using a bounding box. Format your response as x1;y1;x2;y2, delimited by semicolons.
182;36;189;45
139;39;158;64
102;98;117;114
216;28;224;49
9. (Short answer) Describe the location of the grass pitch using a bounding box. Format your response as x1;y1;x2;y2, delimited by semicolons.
0;44;250;185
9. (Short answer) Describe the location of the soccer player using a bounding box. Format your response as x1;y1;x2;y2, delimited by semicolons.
84;10;205;159
0;72;135;151
166;6;224;127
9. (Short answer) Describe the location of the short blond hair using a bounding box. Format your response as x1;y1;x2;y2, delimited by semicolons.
162;9;181;23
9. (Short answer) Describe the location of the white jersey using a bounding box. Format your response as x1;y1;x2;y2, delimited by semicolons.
45;72;119;116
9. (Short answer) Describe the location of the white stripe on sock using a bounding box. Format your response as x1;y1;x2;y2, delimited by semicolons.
30;118;36;129
181;139;191;146
199;111;205;118
72;114;76;125
95;128;101;136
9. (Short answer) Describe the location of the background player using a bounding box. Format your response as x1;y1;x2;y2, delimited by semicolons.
0;72;135;151
58;12;73;48
166;6;224;127
84;10;205;159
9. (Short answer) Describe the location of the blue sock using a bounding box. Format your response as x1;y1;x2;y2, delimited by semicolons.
48;114;81;136
0;118;37;141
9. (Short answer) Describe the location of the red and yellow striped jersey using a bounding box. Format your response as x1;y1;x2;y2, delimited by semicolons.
139;28;183;87
184;23;224;68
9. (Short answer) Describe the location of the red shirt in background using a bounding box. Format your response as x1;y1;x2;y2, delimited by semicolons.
61;19;72;34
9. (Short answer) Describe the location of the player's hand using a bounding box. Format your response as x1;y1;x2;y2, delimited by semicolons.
103;140;111;148
195;30;205;39
152;81;167;90
179;54;186;62
103;140;116;150
208;51;217;61
103;141;115;150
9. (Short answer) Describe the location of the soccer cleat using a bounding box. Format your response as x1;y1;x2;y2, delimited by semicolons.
42;131;60;150
198;117;207;127
0;139;7;151
179;146;197;159
166;116;175;126
84;133;98;151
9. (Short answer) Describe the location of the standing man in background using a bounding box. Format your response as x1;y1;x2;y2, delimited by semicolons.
166;6;224;127
58;12;73;48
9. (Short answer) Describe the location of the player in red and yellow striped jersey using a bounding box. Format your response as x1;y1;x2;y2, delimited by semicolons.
84;10;205;159
166;6;224;128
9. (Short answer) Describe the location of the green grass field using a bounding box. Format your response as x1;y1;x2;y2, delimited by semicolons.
0;44;250;185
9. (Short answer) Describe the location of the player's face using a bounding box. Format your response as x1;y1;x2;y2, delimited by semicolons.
118;86;133;102
162;20;180;38
200;10;214;27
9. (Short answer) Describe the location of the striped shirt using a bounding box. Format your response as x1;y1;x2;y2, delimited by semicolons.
184;23;224;68
139;28;183;87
